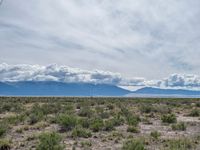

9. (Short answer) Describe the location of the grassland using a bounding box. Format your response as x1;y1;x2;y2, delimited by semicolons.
0;97;200;150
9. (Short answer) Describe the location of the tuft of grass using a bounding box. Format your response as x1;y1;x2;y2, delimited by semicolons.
189;109;200;117
165;138;194;150
90;118;104;132
58;114;77;131
0;123;7;138
71;127;92;138
127;126;140;133
36;132;64;150
122;139;145;150
161;114;177;124
171;122;187;131
150;131;161;140
0;139;11;150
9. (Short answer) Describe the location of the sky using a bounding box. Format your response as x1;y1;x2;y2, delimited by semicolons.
0;0;200;89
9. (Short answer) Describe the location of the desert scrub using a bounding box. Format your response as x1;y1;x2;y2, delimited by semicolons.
0;123;7;138
58;114;77;131
36;132;64;150
164;138;194;150
126;115;140;126
71;127;92;138
140;104;155;113
189;109;200;117
171;122;187;131
127;126;140;133
161;114;177;124
78;118;90;128
103;120;115;131
150;131;161;140
122;139;145;150
78;107;94;118
90;118;104;132
0;139;11;150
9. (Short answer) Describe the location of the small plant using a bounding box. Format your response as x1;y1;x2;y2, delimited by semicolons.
161;114;177;124
126;115;140;126
71;127;92;138
150;131;161;140
0;139;11;150
122;139;145;150
171;122;187;131
189;109;200;117
36;132;64;150
103;120;115;131
78;107;94;118
140;104;154;113
90;118;104;132
0;123;7;138
127;126;140;133
58;114;77;131
80;141;92;147
165;138;194;150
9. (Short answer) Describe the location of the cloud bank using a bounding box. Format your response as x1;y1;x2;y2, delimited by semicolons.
1;63;200;90
0;0;200;79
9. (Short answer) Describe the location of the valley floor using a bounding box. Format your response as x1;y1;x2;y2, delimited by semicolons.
0;97;200;150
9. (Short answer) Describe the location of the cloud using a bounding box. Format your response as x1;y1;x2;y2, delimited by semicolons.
1;63;200;90
0;0;200;79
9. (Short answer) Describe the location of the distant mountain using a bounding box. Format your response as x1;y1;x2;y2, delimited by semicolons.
127;87;200;98
0;81;130;96
1;82;200;97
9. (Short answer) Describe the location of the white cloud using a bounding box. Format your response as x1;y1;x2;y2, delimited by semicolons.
1;63;200;90
0;0;200;79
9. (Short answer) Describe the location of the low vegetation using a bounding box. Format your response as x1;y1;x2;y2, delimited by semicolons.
0;97;200;149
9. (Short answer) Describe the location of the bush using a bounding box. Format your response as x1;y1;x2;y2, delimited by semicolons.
165;138;193;150
58;115;77;131
126;115;140;126
150;131;161;140
122;139;145;150
78;107;94;118
171;122;187;131
189;109;200;117
127;126;140;133
36;132;64;150
103;120;115;131
0;139;11;150
78;118;90;129
90;118;104;132
0;123;7;138
71;127;92;138
161;114;177;124
140;104;154;113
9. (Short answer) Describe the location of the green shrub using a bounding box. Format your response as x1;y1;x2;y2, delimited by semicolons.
103;120;115;131
140;104;154;113
171;122;187;131
189;109;200;117
78;118;90;129
0;139;11;150
126;115;140;126
122;139;145;150
90;118;104;132
0;123;7;138
127;126;140;133
150;131;161;140
161;114;177;124
71;127;92;138
58;115;77;131
78;107;94;118
165;138;194;150
36;132;64;150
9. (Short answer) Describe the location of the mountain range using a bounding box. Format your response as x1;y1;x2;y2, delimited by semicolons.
0;81;200;97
